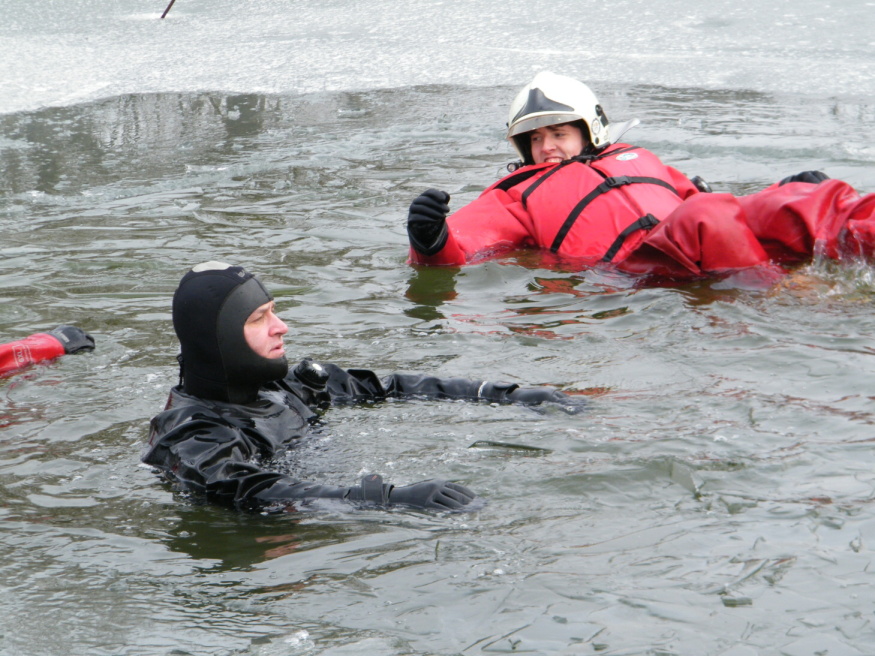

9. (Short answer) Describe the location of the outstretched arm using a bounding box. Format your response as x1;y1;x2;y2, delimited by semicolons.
315;363;585;413
144;408;477;512
384;374;587;413
0;325;94;377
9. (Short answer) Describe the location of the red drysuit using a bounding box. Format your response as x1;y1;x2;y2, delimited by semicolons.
0;333;66;377
408;143;875;279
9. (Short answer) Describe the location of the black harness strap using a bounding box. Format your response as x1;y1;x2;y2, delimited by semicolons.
601;213;661;262
501;147;640;205
520;160;576;208
493;167;543;192
521;148;638;209
549;175;680;253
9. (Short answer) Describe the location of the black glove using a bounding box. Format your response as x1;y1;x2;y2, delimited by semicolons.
477;381;588;415
690;175;712;193
346;474;476;510
388;479;476;510
47;325;95;354
506;386;588;414
779;170;830;186
407;189;451;256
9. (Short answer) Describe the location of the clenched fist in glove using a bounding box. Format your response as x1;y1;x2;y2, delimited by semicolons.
407;189;451;256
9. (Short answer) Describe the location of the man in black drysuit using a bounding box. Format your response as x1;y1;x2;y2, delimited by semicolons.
142;262;585;512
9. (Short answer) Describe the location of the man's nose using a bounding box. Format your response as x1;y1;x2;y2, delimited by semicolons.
271;315;289;335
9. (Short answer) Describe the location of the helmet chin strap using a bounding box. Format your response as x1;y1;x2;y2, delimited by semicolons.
573;148;599;163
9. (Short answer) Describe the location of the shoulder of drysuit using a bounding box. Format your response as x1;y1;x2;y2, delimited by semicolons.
150;382;314;432
482;143;666;194
145;383;317;464
150;363;395;432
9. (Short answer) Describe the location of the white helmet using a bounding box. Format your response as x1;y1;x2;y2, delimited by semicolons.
506;72;638;164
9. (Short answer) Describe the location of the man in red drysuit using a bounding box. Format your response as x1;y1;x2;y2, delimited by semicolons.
406;72;875;281
0;325;95;377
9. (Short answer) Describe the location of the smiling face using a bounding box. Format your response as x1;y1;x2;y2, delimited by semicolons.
529;122;586;164
243;300;288;359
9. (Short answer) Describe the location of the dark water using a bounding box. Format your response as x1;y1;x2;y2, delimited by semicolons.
2;82;875;655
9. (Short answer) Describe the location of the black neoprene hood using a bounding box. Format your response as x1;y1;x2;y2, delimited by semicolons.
172;262;289;404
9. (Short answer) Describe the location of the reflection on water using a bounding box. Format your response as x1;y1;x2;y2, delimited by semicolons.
2;83;872;201
1;92;309;196
1;83;875;655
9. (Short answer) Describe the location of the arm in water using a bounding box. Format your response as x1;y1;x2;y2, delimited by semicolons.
0;325;95;377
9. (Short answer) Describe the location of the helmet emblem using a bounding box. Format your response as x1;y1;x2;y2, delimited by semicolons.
591;118;601;135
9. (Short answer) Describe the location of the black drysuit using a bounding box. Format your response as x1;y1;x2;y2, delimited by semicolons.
143;360;584;511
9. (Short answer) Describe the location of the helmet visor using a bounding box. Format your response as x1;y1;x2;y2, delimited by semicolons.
507;112;583;139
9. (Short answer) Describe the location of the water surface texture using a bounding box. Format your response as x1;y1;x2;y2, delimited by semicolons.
2;1;875;655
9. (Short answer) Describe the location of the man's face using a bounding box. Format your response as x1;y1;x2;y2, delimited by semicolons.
243;300;288;359
529;123;585;164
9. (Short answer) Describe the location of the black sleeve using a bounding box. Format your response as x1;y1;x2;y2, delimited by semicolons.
308;362;584;412
321;363;389;403
383;373;587;412
382;373;488;400
322;365;504;404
